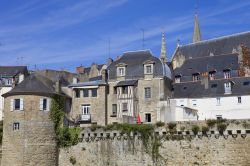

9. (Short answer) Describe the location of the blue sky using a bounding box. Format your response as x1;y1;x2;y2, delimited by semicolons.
0;0;250;72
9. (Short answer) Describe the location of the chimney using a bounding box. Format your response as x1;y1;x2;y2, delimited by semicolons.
76;65;84;74
55;81;61;93
102;69;108;82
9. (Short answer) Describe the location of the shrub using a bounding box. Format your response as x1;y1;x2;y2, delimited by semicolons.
69;156;76;165
191;125;200;135
242;121;250;129
206;119;217;128
167;123;177;134
155;121;165;127
201;126;209;134
217;123;227;134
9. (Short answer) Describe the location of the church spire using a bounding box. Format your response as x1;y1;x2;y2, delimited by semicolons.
160;32;167;62
192;14;201;43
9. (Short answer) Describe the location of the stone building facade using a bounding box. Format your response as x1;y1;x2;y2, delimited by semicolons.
1;74;67;166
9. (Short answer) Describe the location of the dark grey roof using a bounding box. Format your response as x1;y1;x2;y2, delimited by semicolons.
107;50;171;80
68;80;106;87
115;80;138;87
0;66;28;77
3;74;59;97
174;53;239;76
89;75;102;81
175;31;250;59
173;77;250;98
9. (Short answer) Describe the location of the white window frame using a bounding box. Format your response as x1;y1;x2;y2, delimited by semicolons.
144;87;151;99
122;103;128;112
224;70;231;79
224;82;232;94
81;105;90;115
144;64;153;74
13;122;20;130
175;76;181;83
40;98;50;111
117;67;125;77
11;98;23;111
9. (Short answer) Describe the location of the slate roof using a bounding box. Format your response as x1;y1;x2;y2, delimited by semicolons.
107;50;171;80
115;80;138;87
3;74;60;97
0;66;28;77
174;53;239;76
84;64;104;75
68;80;106;87
173;77;250;98
175;31;250;59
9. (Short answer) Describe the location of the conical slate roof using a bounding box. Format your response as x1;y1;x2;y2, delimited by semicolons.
3;74;59;97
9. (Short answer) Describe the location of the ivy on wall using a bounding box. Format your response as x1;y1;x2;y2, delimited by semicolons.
50;95;80;148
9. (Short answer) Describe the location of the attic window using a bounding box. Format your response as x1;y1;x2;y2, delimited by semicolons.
209;71;216;80
223;69;231;79
211;84;217;88
243;81;250;86
192;73;200;82
117;67;125;77
175;75;181;83
144;64;153;74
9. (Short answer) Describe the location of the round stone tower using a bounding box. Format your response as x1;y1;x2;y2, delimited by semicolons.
1;74;59;166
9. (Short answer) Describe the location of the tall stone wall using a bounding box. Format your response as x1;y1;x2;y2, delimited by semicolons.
59;133;250;166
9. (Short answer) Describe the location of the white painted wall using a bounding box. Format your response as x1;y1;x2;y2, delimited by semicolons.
0;87;12;120
171;95;250;121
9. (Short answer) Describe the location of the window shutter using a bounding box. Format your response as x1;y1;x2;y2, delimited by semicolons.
40;98;43;111
47;99;50;111
20;98;24;111
10;99;14;111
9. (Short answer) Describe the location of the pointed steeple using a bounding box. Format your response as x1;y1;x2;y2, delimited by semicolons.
160;32;167;62
192;14;201;43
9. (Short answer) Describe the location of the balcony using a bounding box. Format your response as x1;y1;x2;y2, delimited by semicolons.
79;114;91;122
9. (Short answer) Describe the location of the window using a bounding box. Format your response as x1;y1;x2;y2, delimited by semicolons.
175;76;181;83
112;104;117;116
13;122;20;130
243;81;250;86
91;89;97;97
40;98;49;111
209;71;216;80
12;98;23;111
224;82;232;94
145;87;151;99
81;105;90;115
83;89;89;97
14;99;20;110
224;70;231;79
117;67;125;77
113;87;117;94
192;73;200;82
122;86;128;94
211;84;217;88
145;113;151;123
238;97;242;104
144;64;153;74
122;103;128;112
216;98;221;105
75;89;80;98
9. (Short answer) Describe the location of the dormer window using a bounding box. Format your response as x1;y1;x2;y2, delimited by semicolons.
175;75;181;83
223;69;231;79
192;73;200;82
209;71;216;80
144;64;153;74
117;67;125;77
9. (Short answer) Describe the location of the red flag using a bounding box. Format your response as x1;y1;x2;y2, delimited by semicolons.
137;114;141;124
